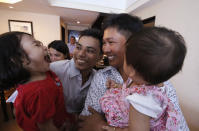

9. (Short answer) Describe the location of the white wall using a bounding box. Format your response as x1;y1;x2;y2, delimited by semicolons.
132;0;199;130
67;25;89;31
0;9;60;46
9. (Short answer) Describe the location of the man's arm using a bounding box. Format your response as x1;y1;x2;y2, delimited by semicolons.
50;60;69;77
79;107;108;131
79;71;108;131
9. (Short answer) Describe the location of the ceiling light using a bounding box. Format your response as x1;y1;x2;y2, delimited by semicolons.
9;6;13;8
77;21;80;24
0;0;22;4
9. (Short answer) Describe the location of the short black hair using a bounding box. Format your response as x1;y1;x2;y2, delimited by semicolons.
79;28;103;53
48;40;70;59
125;27;187;85
0;31;31;89
102;13;143;39
70;36;75;39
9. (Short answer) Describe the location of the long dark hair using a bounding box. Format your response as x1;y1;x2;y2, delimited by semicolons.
0;31;31;89
48;40;71;59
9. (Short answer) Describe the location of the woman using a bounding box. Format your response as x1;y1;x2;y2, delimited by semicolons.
48;40;70;62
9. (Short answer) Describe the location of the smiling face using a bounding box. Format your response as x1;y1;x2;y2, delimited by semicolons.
21;34;50;75
49;47;66;62
103;27;127;69
73;36;101;71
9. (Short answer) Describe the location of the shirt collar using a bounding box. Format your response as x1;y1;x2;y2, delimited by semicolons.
101;66;124;84
69;59;81;78
101;66;117;73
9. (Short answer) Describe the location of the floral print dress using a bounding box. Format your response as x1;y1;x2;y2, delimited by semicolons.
100;79;180;130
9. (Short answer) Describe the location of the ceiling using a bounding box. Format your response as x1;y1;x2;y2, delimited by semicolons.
0;0;151;27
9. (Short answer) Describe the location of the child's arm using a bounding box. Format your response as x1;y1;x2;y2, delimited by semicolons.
129;105;150;131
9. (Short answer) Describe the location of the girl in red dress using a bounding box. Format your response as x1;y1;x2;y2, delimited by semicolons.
0;32;70;131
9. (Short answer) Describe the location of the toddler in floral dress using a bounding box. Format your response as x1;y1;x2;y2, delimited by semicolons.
100;27;187;131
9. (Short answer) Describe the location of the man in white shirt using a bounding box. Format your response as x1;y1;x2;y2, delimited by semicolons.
67;36;76;57
50;29;102;114
80;13;189;131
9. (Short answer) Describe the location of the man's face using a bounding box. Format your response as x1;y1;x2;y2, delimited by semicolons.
70;37;76;44
103;27;127;69
73;36;101;71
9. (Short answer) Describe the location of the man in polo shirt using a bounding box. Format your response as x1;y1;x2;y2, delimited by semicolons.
50;29;102;115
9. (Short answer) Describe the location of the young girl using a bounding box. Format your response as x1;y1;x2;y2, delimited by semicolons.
0;32;70;131
100;27;187;131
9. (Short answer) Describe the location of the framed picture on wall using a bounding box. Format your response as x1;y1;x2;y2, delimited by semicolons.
142;16;155;27
8;20;33;36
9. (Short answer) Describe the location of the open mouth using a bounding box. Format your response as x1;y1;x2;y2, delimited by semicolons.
44;54;51;63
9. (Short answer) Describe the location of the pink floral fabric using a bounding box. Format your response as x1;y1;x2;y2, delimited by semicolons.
100;80;180;130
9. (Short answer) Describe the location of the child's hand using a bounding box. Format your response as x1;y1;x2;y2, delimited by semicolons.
106;79;122;89
102;126;128;131
102;126;116;131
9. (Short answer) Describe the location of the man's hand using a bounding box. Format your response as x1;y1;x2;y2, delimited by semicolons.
106;79;122;89
78;107;107;131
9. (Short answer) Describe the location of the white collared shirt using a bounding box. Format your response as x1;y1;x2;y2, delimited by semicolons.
67;43;76;54
50;59;96;114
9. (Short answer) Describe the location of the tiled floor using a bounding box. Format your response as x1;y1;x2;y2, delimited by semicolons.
0;103;22;131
